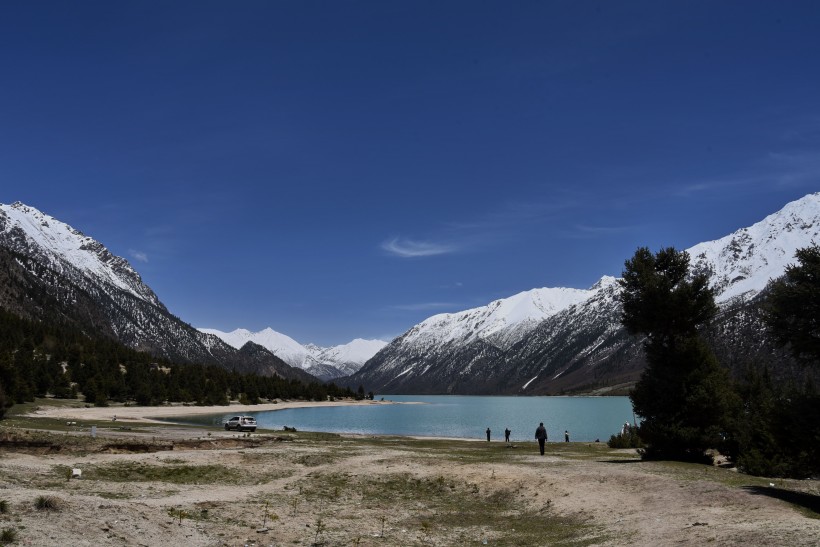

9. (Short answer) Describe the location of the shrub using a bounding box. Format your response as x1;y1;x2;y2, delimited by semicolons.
608;428;644;449
1;527;18;544
34;495;61;511
0;499;8;513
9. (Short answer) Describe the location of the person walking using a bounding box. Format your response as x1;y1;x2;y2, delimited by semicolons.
535;422;547;455
504;428;511;443
564;430;570;442
486;427;491;442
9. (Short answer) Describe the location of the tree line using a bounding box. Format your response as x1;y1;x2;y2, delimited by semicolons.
617;244;819;478
0;308;354;418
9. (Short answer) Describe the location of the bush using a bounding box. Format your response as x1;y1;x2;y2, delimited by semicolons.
0;499;8;513
608;428;644;449
34;495;61;511
1;527;18;544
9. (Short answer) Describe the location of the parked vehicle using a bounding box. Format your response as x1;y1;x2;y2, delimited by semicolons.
224;415;257;432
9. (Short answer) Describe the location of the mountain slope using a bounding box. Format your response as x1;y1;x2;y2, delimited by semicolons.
0;202;312;381
199;327;386;380
349;192;820;394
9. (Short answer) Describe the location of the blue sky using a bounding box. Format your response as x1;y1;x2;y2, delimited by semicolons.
2;1;819;346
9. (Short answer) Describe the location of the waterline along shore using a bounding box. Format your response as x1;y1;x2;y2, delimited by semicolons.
24;398;401;424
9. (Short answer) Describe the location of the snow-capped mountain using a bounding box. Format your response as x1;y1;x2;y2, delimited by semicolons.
688;193;820;302
349;192;820;395
396;285;596;353
0;202;161;307
0;202;315;382
311;338;389;372
198;327;312;368
198;326;386;380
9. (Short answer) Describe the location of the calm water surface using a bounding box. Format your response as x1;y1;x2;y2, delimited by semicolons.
171;395;635;442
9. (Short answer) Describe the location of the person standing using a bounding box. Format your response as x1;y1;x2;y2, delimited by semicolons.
564;430;570;442
504;428;511;443
486;427;491;442
535;422;547;455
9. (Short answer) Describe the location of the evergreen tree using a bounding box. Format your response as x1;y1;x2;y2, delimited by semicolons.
0;383;7;419
620;247;738;462
763;244;820;364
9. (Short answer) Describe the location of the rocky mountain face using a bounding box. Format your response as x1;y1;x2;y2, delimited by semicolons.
348;192;820;395
0;202;314;383
198;327;387;381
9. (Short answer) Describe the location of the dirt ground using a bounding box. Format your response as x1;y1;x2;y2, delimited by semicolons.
0;405;818;546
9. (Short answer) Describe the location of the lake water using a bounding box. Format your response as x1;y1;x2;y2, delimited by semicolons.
170;395;635;442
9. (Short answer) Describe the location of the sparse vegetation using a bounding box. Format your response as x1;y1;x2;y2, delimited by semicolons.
33;495;61;511
0;527;18;545
81;462;246;485
1;417;816;545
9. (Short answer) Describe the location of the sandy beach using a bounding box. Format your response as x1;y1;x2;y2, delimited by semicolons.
1;401;818;546
25;398;399;424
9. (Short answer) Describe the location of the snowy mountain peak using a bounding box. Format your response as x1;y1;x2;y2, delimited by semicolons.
686;192;820;302
590;275;619;291
317;338;389;365
197;327;308;366
198;326;387;376
401;284;595;351
0;201;160;307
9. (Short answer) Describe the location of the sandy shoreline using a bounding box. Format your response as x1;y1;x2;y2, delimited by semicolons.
26;398;401;424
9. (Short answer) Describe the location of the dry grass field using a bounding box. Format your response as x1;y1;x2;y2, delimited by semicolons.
0;400;817;546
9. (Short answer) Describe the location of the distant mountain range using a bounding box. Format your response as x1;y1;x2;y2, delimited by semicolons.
197;327;386;381
2;193;818;395
346;192;820;394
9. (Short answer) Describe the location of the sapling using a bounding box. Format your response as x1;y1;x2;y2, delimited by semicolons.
312;515;326;545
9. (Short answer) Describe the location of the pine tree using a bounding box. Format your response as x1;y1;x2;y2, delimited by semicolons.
620;247;738;461
763;244;820;364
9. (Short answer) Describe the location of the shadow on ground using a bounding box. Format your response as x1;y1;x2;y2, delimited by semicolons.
742;486;820;516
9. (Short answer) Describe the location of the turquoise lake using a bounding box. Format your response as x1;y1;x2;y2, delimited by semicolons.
170;395;636;442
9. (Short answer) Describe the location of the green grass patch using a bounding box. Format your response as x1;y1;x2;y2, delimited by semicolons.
298;471;606;545
74;462;242;484
66;461;288;485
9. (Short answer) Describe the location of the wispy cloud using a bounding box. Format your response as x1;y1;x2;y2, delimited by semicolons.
390;302;458;311
766;151;820;186
381;194;584;258
129;249;149;262
382;237;456;258
671;149;820;198
572;224;637;237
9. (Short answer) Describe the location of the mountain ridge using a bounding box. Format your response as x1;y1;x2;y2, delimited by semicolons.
197;326;387;381
0;202;317;384
347;192;820;394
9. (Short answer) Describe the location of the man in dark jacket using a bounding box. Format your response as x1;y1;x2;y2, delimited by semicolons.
535;422;548;455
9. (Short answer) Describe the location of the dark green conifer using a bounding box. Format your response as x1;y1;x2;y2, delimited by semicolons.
620;247;738;462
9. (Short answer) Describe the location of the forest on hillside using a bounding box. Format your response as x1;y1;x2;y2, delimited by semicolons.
0;308;355;417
